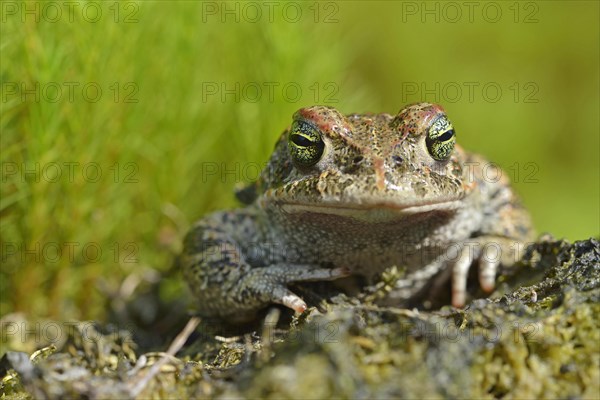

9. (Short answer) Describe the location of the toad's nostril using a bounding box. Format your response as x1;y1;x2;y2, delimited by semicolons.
392;155;403;165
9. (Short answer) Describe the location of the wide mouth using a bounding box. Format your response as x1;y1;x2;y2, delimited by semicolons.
274;198;464;223
280;198;462;212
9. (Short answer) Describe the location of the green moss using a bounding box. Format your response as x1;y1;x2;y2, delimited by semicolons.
2;239;598;398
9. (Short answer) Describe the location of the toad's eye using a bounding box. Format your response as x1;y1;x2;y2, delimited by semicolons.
426;115;456;161
288;120;325;167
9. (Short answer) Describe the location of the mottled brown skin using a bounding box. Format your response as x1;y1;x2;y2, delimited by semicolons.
179;103;534;319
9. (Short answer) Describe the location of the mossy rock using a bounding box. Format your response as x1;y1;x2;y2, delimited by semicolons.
1;239;599;399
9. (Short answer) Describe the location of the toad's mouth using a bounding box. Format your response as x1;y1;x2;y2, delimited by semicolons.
274;198;464;223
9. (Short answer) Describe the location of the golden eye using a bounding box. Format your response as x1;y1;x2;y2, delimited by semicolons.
426;115;456;161
288;120;324;167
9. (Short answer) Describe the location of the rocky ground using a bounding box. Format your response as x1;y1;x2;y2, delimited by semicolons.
1;238;599;399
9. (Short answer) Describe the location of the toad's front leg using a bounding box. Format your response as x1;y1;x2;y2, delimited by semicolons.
444;158;535;307
179;211;349;319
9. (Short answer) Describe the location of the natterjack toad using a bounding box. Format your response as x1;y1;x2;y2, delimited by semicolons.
179;103;534;319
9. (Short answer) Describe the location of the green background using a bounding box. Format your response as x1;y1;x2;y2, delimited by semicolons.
1;1;598;321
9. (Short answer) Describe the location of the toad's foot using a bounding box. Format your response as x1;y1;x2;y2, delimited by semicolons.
440;236;528;307
236;264;350;314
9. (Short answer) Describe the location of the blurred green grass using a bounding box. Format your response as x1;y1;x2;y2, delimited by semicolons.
1;1;598;321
